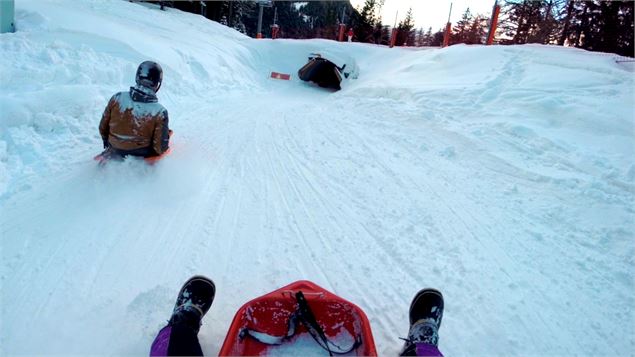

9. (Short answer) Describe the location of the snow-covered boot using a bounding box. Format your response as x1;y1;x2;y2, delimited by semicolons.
399;288;444;356
168;275;215;333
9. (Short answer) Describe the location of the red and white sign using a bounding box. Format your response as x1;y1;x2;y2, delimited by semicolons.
270;72;291;80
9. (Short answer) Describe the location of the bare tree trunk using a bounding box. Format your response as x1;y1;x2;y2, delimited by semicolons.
575;2;590;48
559;0;575;45
514;1;527;44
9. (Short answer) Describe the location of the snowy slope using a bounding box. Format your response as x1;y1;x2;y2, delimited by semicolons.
1;1;634;356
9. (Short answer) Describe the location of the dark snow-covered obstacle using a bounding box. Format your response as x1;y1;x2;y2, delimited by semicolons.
298;52;358;90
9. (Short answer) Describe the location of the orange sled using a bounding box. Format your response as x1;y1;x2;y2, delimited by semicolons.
93;148;171;165
219;280;377;356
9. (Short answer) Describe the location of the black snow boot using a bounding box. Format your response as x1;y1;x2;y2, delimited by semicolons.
168;275;216;333
399;288;444;356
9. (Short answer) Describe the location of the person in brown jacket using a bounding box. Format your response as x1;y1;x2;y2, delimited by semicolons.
99;61;170;158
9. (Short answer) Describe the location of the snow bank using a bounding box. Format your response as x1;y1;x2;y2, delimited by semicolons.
1;1;633;356
0;0;259;198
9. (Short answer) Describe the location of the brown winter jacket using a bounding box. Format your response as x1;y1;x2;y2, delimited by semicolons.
99;86;169;156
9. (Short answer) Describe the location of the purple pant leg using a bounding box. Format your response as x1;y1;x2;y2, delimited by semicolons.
150;325;172;356
415;342;444;357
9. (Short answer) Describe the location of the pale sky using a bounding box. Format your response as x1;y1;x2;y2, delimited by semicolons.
350;0;497;31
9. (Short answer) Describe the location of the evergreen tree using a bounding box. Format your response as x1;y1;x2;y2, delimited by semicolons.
416;28;424;46
498;0;632;56
396;7;415;46
451;7;473;44
302;1;339;38
430;29;445;46
421;27;433;46
614;1;634;57
500;0;565;44
468;16;489;44
450;8;489;45
567;1;633;57
298;1;356;39
501;0;538;43
532;0;562;44
273;2;310;38
373;21;387;44
380;24;391;45
228;1;256;35
558;0;576;45
353;0;384;43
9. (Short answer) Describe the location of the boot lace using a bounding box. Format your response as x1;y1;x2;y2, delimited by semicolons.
400;318;439;347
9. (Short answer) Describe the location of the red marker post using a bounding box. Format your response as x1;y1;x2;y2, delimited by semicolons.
442;3;453;48
271;24;279;39
338;24;346;42
486;1;501;45
442;23;451;47
390;10;398;48
390;28;398;48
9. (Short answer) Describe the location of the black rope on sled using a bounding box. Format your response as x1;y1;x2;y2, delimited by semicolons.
239;291;362;356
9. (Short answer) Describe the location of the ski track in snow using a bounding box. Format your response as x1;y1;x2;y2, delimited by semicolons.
1;1;634;356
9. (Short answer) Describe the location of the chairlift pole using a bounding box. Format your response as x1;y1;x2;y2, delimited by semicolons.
256;2;264;38
199;0;206;17
256;0;273;39
338;6;347;41
228;1;233;27
271;6;279;39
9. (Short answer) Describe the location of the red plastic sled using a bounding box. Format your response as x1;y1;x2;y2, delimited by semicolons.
143;148;171;165
93;148;171;165
219;280;377;356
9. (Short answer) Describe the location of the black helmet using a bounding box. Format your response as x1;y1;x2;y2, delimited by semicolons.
136;61;163;92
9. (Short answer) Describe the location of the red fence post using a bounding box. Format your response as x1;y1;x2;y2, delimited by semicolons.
486;4;501;45
442;23;451;47
390;28;398;48
338;24;346;42
442;3;453;48
271;24;279;39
